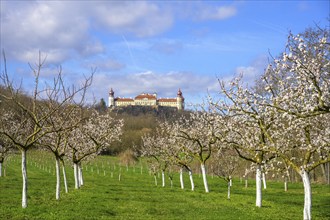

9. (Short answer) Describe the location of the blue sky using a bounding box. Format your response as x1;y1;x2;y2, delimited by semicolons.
1;1;329;106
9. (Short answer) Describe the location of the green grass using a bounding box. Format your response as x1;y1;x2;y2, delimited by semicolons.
0;152;329;220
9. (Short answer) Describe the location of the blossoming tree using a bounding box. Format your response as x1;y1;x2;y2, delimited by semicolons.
260;26;329;220
175;111;221;193
67;110;123;189
0;53;93;207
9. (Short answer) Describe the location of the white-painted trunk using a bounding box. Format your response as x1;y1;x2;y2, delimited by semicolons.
22;150;28;208
55;157;61;200
256;164;262;207
154;174;157;186
301;169;312;220
188;170;195;191
78;163;84;186
170;178;173;188
227;181;231;200
200;163;209;193
262;172;267;189
62;165;68;193
284;176;288;192
0;162;2;177
228;176;232;200
245;178;248;188
74;163;80;189
179;168;184;189
162;170;165;187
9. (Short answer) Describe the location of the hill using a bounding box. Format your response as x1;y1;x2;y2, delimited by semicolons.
102;106;190;155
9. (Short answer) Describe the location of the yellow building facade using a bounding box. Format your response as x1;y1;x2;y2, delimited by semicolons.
108;89;184;110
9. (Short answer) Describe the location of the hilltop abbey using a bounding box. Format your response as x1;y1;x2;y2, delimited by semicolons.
108;88;184;110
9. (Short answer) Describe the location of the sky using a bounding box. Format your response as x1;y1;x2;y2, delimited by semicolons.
1;1;329;107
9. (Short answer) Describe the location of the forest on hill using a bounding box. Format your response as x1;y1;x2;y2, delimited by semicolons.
99;105;191;155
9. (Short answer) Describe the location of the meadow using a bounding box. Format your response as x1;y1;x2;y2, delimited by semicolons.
0;152;329;220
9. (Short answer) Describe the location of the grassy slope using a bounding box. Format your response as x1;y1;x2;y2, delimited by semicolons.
0;153;329;220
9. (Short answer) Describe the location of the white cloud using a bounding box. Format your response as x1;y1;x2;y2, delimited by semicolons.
1;1;174;65
234;55;269;86
93;2;173;37
235;66;259;84
199;5;237;20
1;1;90;63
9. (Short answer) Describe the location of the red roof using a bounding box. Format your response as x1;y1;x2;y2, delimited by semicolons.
135;94;157;100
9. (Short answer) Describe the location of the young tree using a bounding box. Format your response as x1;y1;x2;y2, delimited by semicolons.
175;111;220;193
161;120;196;191
39;74;92;200
67;110;123;189
212;77;276;207
171;140;196;191
209;147;240;200
141;127;173;188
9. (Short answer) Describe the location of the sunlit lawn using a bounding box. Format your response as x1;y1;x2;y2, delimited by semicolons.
0;152;329;219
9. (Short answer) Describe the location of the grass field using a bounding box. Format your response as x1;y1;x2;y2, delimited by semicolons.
0;151;329;220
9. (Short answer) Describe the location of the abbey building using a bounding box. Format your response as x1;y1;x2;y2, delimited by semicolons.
108;88;184;110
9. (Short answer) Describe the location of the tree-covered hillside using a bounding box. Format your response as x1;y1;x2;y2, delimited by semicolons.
101;105;190;155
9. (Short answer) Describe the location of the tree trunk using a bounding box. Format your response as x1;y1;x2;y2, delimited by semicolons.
188;169;195;191
161;170;165;187
321;162;330;185
284;176;288;192
74;162;80;189
0;161;2;177
256;164;262;207
62;163;68;193
78;163;84;186
227;181;231;200
55;156;61;200
180;168;184;189
262;172;267;189
301;169;312;220
227;176;232;200
21;149;28;208
328;162;330;185
153;174;157;186
200;163;209;193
